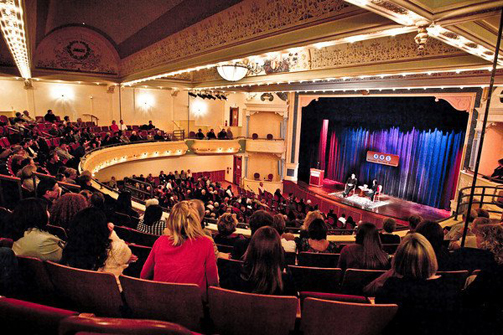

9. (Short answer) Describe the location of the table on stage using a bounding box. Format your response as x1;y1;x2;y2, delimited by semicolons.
309;169;324;187
358;185;370;197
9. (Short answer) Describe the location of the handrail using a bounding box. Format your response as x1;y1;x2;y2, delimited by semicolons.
123;177;154;199
455;185;503;219
33;172;81;192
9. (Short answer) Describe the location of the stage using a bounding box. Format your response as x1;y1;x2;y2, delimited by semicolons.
284;180;451;227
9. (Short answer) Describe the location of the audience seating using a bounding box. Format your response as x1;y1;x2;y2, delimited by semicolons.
208;286;298;335
299;291;370;305
253;172;260;180
266;134;273;140
216;244;234;253
340;269;387;296
119;275;204;331
45;261;124;317
111;212;136;228
382;243;399;254
58;315;193;335
16;255;58;306
437;270;470;291
300;297;398;335
252;133;258;140
0;297;78;335
46;224;68;241
297;252;340;268
217;258;243;290
117;226;159;247
289;265;343;293
123;244;152;278
285;252;296;265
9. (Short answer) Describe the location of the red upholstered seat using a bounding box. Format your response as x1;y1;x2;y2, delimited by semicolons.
122;244;151;278
253;172;260;180
16;255;58;306
58;315;193;335
208;286;298;335
119;275;204;331
252;133;258;140
299;291;370;305
266;134;273;140
45;261;123;317
300;298;398;335
0;297;78;335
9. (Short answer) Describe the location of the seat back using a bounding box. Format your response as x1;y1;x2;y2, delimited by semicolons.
340;269;387;296
0;297;77;335
252;133;258;140
297;252;340;268
16;256;58;305
45;261;123;316
301;298;398;335
266;134;273;140
58;315;193;335
299;291;369;305
123;244;152;278
120;275;204;331
127;228;159;247
382;244;399;254
285;252;296;265
111;212;134;228
208;286;298;335
45;224;68;241
289;265;343;293
437;270;470;291
217;258;244;290
216;243;234;253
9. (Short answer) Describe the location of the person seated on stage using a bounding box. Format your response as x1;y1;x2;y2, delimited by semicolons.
342;173;357;197
379;218;401;245
367;179;379;201
490;158;503;182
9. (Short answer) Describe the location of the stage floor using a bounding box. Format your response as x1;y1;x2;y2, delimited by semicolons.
301;181;451;222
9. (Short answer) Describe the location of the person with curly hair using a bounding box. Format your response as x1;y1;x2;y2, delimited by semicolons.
61;208;134;281
49;193;88;230
214;213;243;247
10;198;64;262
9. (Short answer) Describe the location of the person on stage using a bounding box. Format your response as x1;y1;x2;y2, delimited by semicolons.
367;179;379;201
342;173;357;197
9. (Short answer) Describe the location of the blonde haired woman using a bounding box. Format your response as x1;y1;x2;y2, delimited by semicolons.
373;233;460;335
299;210;324;239
141;201;218;295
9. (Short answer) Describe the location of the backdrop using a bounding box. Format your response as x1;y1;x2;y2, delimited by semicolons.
299;97;468;209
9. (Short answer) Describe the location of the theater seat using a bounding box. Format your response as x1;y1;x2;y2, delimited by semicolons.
299;291;370;305
297;252;340;268
16;256;58;306
119;275;204;331
45;261;123;317
289;265;343;293
340;269;387;296
300;297;398;335
0;297;78;335
58;315;193;335
208;286;297;335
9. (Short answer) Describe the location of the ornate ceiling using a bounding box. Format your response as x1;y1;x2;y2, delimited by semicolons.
0;0;502;90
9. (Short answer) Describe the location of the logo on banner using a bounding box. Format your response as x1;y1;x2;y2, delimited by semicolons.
367;151;399;167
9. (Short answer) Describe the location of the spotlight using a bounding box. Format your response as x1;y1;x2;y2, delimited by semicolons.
188;92;197;97
197;93;204;98
221;95;228;100
209;94;216;100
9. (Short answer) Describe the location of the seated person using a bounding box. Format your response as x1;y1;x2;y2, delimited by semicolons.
206;129;217;139
342;173;357;197
44;109;57;123
110;120;119;133
272;214;296;253
367;179;379;201
299;218;337;253
217;129;227;139
213;213;243;247
379;218;401;244
338;222;390;270
196;129;205;139
490;158;503;182
231;210;274;260
10;198;64;262
225;226;297;296
137;205;166;236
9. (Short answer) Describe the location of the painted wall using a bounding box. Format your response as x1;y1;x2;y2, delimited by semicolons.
247;153;280;181
249;112;283;139
95;154;234;183
479;124;503;176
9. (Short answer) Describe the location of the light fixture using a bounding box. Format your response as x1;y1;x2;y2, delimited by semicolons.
217;64;249;81
0;0;31;79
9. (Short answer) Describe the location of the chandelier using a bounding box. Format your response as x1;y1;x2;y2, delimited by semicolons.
217;64;248;81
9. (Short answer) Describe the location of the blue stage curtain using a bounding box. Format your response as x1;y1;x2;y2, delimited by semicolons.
323;126;464;209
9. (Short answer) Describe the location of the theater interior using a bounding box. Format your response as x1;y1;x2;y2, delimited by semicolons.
0;0;502;334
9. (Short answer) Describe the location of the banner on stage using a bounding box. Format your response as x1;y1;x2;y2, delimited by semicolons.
366;151;399;167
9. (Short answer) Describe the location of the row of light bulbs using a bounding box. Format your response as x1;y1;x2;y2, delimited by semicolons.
0;0;30;79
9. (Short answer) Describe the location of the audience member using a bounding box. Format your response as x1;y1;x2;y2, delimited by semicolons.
272;214;296;253
136;205;166;236
196;129;205;140
373;233;460;335
44;109;57;123
62;208;134;281
110;120;119;133
214;213;242;247
299;218;337;253
379;218;401;244
407;214;423;232
338;222;390;270
140;201;218;295
228;226;297;296
415;220;452;270
115;191;139;218
206;129;216;139
231;210;274;260
10;198;64;262
49;193;88;230
299;210;324;238
36;178;61;209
